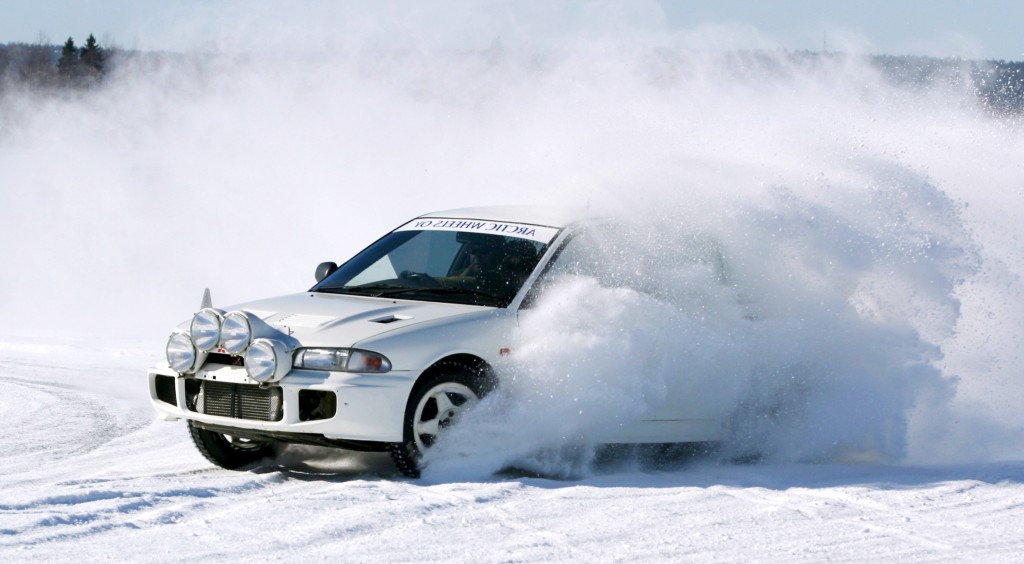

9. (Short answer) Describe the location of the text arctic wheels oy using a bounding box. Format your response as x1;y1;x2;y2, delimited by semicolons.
389;363;488;478
188;421;275;470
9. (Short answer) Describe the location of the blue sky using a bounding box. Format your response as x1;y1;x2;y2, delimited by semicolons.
1;0;1021;61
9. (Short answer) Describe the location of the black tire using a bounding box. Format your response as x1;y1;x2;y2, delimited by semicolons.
187;420;275;470
389;362;489;478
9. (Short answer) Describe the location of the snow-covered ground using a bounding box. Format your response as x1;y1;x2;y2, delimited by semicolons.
2;335;1023;562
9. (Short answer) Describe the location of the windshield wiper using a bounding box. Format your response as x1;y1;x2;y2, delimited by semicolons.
317;284;503;304
321;284;501;301
316;284;406;296
389;287;500;299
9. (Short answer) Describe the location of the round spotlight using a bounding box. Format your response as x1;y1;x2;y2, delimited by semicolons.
166;332;197;373
245;339;279;383
190;308;222;352
221;311;252;354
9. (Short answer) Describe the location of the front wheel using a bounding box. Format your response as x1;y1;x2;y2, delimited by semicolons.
389;364;487;478
188;421;274;469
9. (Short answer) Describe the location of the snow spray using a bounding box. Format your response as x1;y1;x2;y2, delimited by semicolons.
1;4;1021;475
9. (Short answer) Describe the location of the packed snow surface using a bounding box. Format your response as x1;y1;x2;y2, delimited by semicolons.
2;337;1024;561
3;3;1024;560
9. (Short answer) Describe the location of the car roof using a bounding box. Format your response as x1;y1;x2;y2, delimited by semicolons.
418;205;601;229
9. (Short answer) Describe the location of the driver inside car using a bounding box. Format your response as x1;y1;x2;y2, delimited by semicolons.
445;235;538;300
459;241;501;277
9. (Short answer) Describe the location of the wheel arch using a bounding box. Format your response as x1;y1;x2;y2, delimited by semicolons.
390;353;498;478
415;353;497;396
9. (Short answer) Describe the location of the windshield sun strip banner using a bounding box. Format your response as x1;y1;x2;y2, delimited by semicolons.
396;218;561;244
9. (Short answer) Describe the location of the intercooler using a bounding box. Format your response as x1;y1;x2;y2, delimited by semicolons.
186;380;283;422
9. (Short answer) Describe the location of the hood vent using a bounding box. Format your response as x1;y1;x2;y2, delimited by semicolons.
370;314;413;324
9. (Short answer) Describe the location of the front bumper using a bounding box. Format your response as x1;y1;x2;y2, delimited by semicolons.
148;362;416;444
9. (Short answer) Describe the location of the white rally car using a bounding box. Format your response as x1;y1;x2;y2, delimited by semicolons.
148;206;732;477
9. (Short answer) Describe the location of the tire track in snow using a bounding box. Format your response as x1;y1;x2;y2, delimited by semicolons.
0;471;288;549
0;339;154;480
713;483;979;558
1;376;145;475
398;481;610;561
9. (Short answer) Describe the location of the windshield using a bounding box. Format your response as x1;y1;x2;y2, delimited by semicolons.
312;226;552;308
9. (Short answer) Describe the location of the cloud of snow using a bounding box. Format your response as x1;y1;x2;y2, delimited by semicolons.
424;161;985;478
1;2;1022;473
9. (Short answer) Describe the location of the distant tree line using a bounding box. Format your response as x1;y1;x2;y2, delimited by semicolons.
868;53;1024;116
0;34;107;89
706;49;1024;117
0;39;1022;115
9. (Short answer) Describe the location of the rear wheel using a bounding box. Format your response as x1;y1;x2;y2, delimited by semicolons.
389;363;487;478
188;421;274;469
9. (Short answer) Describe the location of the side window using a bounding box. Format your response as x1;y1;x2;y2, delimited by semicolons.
545;227;632;287
523;223;731;309
542;232;596;278
521;229;605;308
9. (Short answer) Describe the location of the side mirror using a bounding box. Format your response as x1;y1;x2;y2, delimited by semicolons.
315;261;338;282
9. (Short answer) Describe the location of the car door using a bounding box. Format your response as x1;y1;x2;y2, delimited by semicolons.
518;222;734;443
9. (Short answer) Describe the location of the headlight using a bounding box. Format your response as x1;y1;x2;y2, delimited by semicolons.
190;308;223;352
220;311;252;354
294;348;349;371
294;348;391;373
245;338;294;383
166;332;198;373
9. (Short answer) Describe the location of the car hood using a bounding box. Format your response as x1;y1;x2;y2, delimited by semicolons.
214;292;492;348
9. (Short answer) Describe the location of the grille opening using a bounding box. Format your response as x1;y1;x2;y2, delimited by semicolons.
185;378;202;411
155;375;176;406
204;352;244;367
185;380;283;422
299;390;337;421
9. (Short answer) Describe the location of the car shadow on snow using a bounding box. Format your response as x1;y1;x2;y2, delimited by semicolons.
247;444;406;482
243;442;1024;490
516;453;1024;492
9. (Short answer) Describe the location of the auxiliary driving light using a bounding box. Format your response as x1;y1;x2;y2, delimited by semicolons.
244;338;294;383
166;331;198;373
190;308;223;352
220;311;252;354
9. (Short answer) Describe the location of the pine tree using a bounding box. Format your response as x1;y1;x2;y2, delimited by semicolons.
57;37;79;79
80;34;104;74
